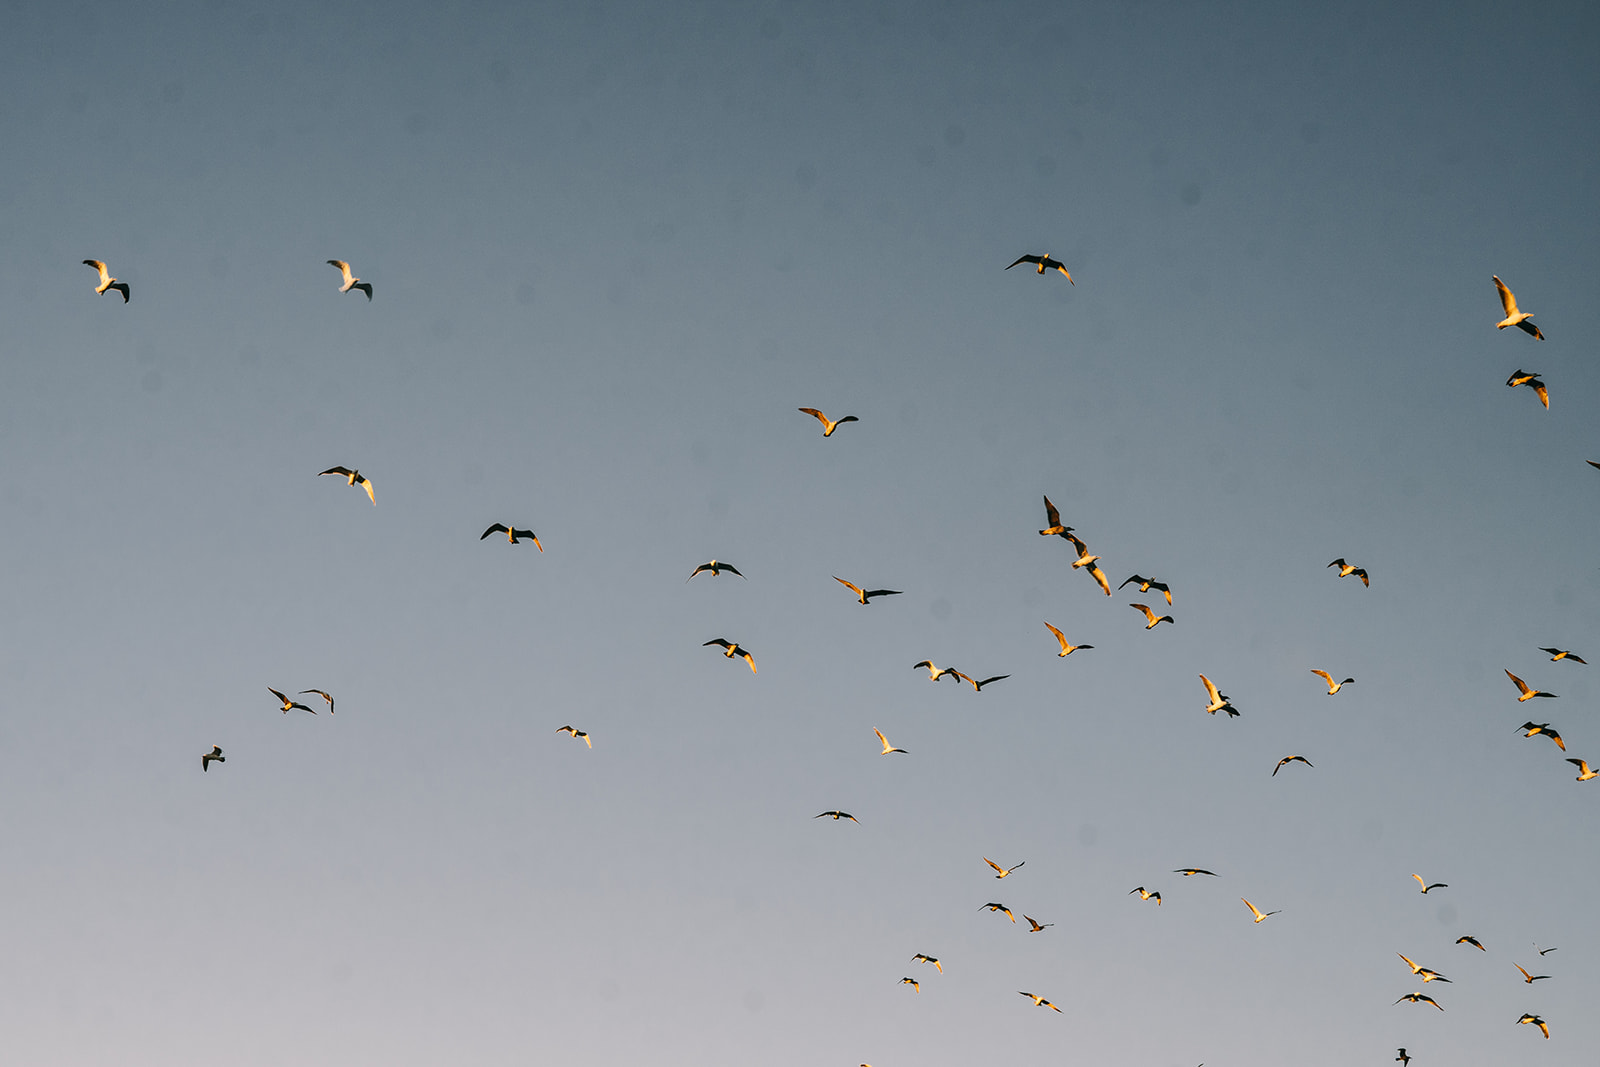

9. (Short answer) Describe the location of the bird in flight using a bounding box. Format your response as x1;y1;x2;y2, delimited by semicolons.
1131;602;1175;629
704;639;756;673
327;259;372;299
1129;887;1162;905
1506;670;1556;701
1043;622;1092;657
319;466;375;504
269;688;315;714
202;745;224;771
1396;1051;1410;1066
82;259;130;301
1395;992;1443;1010
1006;253;1073;283
911;953;941;972
1241;898;1279;923
299;689;334;714
797;408;858;437
1566;758;1598;781
1514;963;1551;984
1272;755;1313;777
1505;369;1549;408
898;977;920;992
1537;945;1558;956
1456;935;1486;951
1516;1013;1549;1038
1024;915;1053;932
687;559;744;581
815;810;858;823
1017;991;1068;1017
1199;675;1237;716
1517;721;1566;750
984;857;1025;879
980;902;1016;922
1173;868;1218;877
481;524;542;549
1397;953;1450;982
913;660;962;682
555;725;591;748
874;728;907;755
1413;874;1447;894
832;577;902;605
1493;276;1542;339
1327;558;1369;586
954;670;1010;692
1038;496;1074;539
1309;670;1354;695
1539;647;1586;664
1119;574;1172;605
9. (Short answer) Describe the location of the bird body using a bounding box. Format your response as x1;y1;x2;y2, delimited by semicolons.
1241;898;1279;923
1493;276;1542;339
481;524;542;550
898;977;919;992
319;466;375;504
269;687;315;714
1006;253;1073;283
704;639;756;673
1173;868;1217;877
815;810;858;823
1566;758;1597;781
327;259;372;299
1396;1050;1410;1066
82;259;130;301
1199;675;1237;716
1506;670;1556;701
556;725;591;748
1044;622;1092;656
687;559;744;581
1131;602;1174;629
833;577;902;605
1130;886;1162;905
1310;670;1354;695
1539;647;1586;664
797;408;858;437
1398;953;1450;982
202;745;224;771
1506;369;1550;408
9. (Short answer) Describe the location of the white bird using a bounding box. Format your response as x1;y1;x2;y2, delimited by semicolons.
319;466;375;504
1506;369;1549;409
1038;495;1074;538
1017;991;1063;1011
1043;622;1092;657
201;745;224;771
984;857;1024;878
1199;675;1237;716
1272;755;1313;777
704;639;756;673
299;689;334;714
1241;898;1279;923
1328;558;1369;586
687;559;744;581
1131;602;1174;629
82;259;129;302
1566;758;1598;781
1516;1013;1549;1039
874;728;907;755
833;577;902;605
1310;670;1354;695
327;259;372;299
912;660;962;682
556;725;591;748
797;408;858;437
1506;669;1557;701
1397;953;1450;982
1493;276;1543;339
1006;253;1073;283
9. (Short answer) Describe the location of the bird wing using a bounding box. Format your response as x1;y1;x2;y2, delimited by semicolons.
1494;276;1518;317
1310;669;1333;689
482;524;510;539
1151;581;1172;604
357;475;375;504
1044;621;1068;651
110;282;130;301
1518;320;1545;339
1087;563;1111;595
329;260;355;285
985;857;1004;874
1533;380;1549;407
865;589;902;599
1006;254;1043;270
1506;669;1532;696
797;408;829;427
1132;603;1155;622
705;639;733;650
353;282;373;300
1200;674;1222;703
974;675;1010;689
1064;532;1089;556
83;259;111;284
833;577;864;596
268;688;288;704
319;466;355;477
1043;495;1062;527
739;649;756;673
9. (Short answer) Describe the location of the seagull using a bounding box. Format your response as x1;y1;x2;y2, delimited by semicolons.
1396;1051;1410;1066
1517;722;1566;750
1506;670;1557;701
1131;602;1175;629
797;408;858;437
1062;534;1113;596
1413;874;1448;894
1537;945;1558;956
202;745;224;771
1024;915;1053;932
912;660;962;682
1539;647;1586;664
1398;954;1450;982
319;466;375;504
1006;253;1073;283
299;689;334;714
1309;670;1354;695
898;977;920;992
1514;963;1551;984
1272;755;1313;777
815;811;858;823
1506;369;1549;408
82;259;130;301
1199;675;1237;716
984;857;1025;879
1516;1013;1549;1039
269;688;315;714
1456;935;1486;951
874;728;907;755
1043;622;1092;657
1017;991;1063;1012
1119;574;1172;605
555;725;591;748
1566;758;1598;781
1039;496;1074;538
1395;992;1444;1010
911;953;941;972
980;902;1016;922
327;259;372;299
687;559;744;581
704;639;756;673
1173;868;1218;877
833;577;902;605
481;524;542;550
1241;898;1279;923
1327;558;1369;586
1493;276;1543;339
955;671;1011;692
1129;887;1162;905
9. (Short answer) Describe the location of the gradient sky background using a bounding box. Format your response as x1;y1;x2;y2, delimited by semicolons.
2;1;1597;1064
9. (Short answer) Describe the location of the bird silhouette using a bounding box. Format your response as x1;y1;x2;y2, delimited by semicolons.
319;466;375;505
1272;755;1313;777
299;689;334;714
201;745;224;771
704;639;756;673
1539;647;1586;664
1506;670;1557;701
556;725;591;748
1327;558;1369;586
1516;721;1565;750
481;524;542;549
327;259;372;299
1006;253;1073;283
269;688;315;714
1516;1013;1549;1038
797;408;858;437
1017;991;1063;1011
833;577;902;605
687;559;744;581
1493;276;1542;339
984;857;1024;878
1119;574;1172;605
1241;898;1279;923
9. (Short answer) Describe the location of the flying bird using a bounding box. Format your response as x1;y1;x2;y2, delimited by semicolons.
980;902;1016;922
832;577;902;605
1396;1051;1410;1066
1413;874;1448;894
1537;945;1558;956
1199;675;1237;716
1173;868;1218;877
327;259;372;299
1006;253;1073;283
201;745;224;771
1514;964;1551;984
704;639;756;673
1241;898;1279;923
1398;954;1450;982
1327;558;1369;586
1129;887;1162;905
1516;1014;1549;1039
82;259;130;301
1119;574;1172;605
1024;915;1053;932
1043;622;1092;656
555;725;591;748
815;811;858;823
874;728;907;755
1017;991;1063;1011
1493;276;1543;339
1566;758;1598;781
1539;647;1586;664
269;688;315;714
1456;935;1486;951
898;977;920;992
912;660;962;682
481;524;542;550
797;408;858;437
299;689;334;714
1505;369;1549;408
984;857;1025;879
1061;534;1113;595
1131;602;1175;629
911;953;941;972
1272;755;1313;777
1309;670;1354;695
1506;670;1556;701
1516;721;1565;750
1395;993;1443;1010
687;559;744;581
1038;496;1074;538
319;466;375;504
955;671;1010;692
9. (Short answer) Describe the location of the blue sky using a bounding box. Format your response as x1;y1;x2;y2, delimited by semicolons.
1;2;1597;1064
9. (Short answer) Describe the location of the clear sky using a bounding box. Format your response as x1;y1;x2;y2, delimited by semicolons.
2;1;1597;1064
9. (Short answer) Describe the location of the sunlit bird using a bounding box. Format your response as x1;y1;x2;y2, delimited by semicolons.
202;745;224;771
1024;915;1053;932
955;670;1010;692
299;689;334;714
898;977;920;992
1272;755;1313;777
1328;558;1369;586
1310;670;1354;695
815;810;858;823
911;953;941;972
1398;953;1450;982
1456;935;1486;951
980;902;1016;922
1044;622;1092;657
1006;253;1073;283
1412;874;1447;894
1566;758;1598;781
1119;574;1172;605
1505;669;1556;701
319;466;375;504
1038;495;1074;538
1129;886;1162;905
687;559;744;581
1505;369;1549;408
269;687;315;714
1395;992;1443;1010
1516;721;1565;750
704;639;756;673
82;259;130;302
1241;898;1279;923
797;408;858;437
1516;1014;1549;1039
481;524;542;550
556;725;591;748
1131;602;1175;629
1539;647;1586;664
327;259;372;299
1063;534;1113;595
984;857;1025;879
1396;1050;1410;1066
833;577;902;605
1199;675;1237;716
1017;991;1063;1011
1514;963;1551;984
1174;868;1218;877
1493;276;1543;339
874;728;907;755
913;660;962;682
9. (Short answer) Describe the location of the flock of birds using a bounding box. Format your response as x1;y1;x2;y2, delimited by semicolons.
79;252;1585;1063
